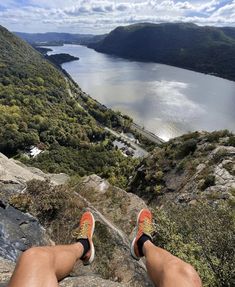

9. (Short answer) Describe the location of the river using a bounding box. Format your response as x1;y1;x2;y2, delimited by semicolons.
47;44;235;141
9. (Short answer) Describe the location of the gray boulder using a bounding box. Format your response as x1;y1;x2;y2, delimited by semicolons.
0;200;51;262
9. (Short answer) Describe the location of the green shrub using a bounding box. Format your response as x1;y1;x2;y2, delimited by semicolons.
207;130;231;143
153;203;235;286
181;131;200;141
223;162;235;176
177;139;197;159
154;170;164;181
230;187;235;196
200;174;215;190
9;194;32;212
227;136;235;147
176;157;188;172
93;222;114;279
154;185;163;194
9;180;85;243
212;148;227;164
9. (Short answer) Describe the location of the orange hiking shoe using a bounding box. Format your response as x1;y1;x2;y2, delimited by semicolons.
131;208;154;260
73;211;95;265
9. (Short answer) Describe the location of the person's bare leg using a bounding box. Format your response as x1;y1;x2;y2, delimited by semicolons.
143;240;202;287
8;210;96;287
8;243;84;287
130;209;202;287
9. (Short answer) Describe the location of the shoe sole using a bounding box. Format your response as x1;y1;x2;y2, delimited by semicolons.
130;208;145;261
84;212;95;266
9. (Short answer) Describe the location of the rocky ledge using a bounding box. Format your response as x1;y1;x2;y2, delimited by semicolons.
0;153;153;287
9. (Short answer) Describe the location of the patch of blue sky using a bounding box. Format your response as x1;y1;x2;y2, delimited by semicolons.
186;11;208;18
186;0;233;17
0;4;7;11
211;0;234;11
15;0;30;6
4;0;40;9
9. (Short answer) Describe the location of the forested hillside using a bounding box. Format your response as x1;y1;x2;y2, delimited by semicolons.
221;27;235;40
89;23;235;81
0;25;137;187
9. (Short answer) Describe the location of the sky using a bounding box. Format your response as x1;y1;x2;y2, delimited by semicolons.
0;0;234;34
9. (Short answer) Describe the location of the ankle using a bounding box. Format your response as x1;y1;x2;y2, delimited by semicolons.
77;238;90;258
72;242;84;258
74;240;90;259
142;239;154;256
137;234;152;257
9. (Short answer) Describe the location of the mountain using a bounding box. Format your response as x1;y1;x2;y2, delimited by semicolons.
0;25;138;187
89;22;235;81
14;31;106;46
14;32;93;44
220;27;235;40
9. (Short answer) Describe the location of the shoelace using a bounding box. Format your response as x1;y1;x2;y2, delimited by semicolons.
141;218;154;235
73;221;89;239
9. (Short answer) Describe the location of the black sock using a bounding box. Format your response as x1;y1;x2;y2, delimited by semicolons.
77;238;90;258
137;234;152;257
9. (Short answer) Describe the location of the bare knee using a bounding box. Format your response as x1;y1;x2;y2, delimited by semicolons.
180;264;202;286
19;247;54;265
166;260;202;287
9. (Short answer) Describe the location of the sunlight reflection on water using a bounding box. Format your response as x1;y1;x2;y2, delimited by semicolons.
48;44;235;141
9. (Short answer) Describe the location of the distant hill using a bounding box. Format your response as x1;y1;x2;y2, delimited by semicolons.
14;31;106;46
220;27;235;40
89;23;235;81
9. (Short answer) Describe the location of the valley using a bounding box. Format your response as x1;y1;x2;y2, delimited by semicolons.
0;19;234;287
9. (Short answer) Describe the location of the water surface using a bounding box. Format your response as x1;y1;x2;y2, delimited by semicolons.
48;44;235;141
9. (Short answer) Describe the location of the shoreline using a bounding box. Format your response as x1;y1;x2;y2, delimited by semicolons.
48;53;166;144
92;47;235;83
65;72;165;144
42;44;235;142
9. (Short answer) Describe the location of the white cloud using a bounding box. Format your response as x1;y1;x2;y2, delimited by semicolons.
0;0;234;33
212;1;235;17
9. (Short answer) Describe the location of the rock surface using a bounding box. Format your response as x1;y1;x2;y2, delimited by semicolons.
73;175;152;286
0;152;69;191
0;257;130;287
77;174;148;237
60;276;129;287
0;257;14;283
0;201;51;261
176;146;235;204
